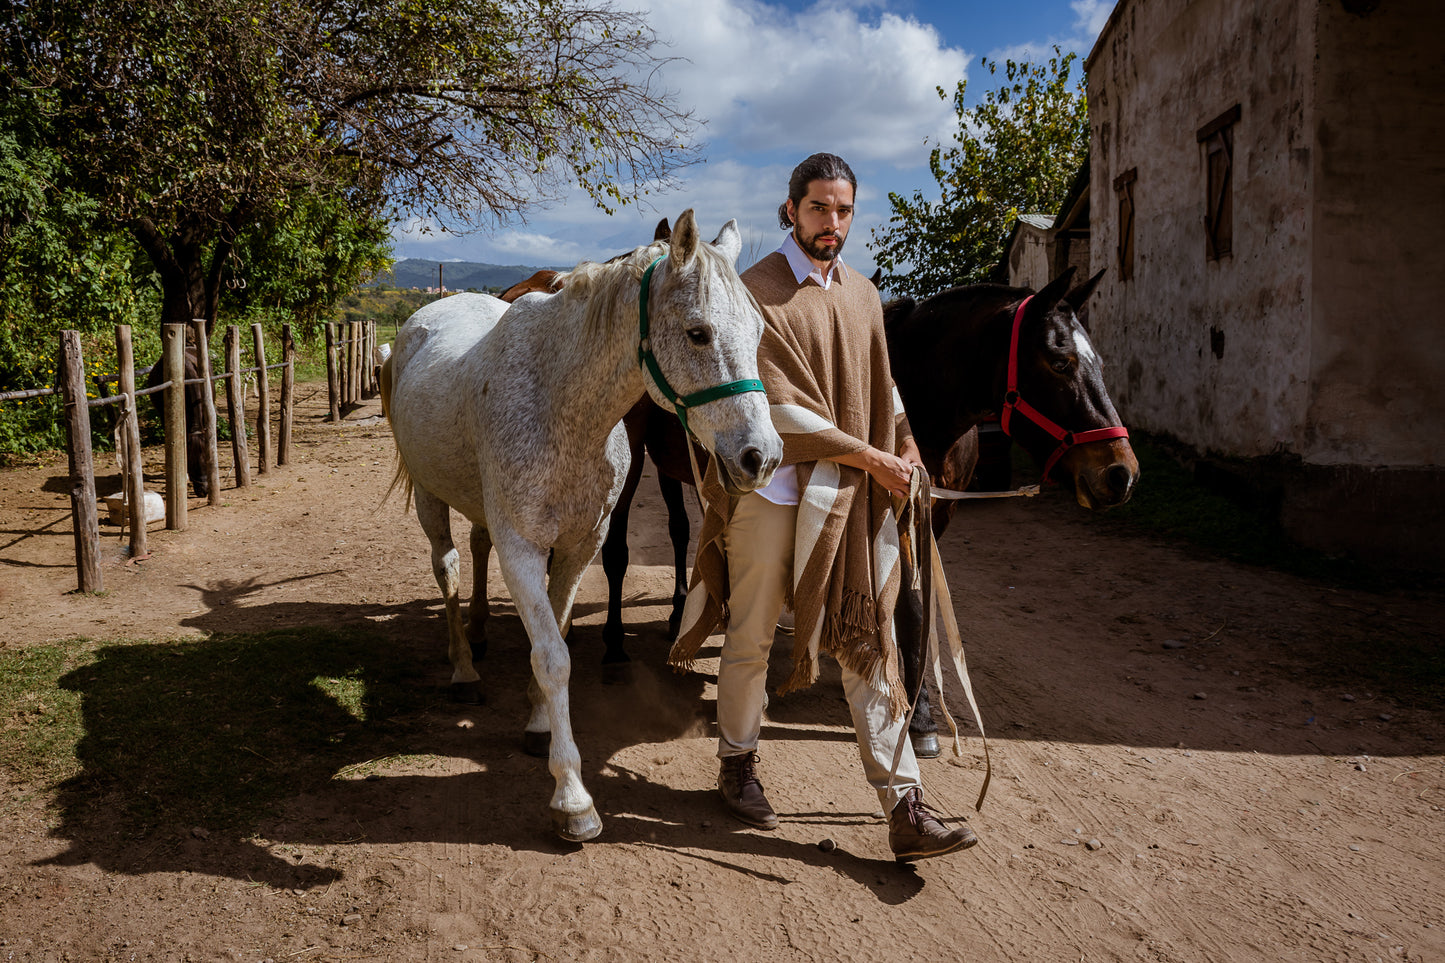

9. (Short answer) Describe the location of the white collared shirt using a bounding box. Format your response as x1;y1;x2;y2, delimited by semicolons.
754;234;851;505
778;231;850;290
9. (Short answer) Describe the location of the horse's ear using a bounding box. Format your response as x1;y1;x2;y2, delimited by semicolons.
882;296;915;329
1064;268;1105;313
1031;266;1078;318
711;219;742;264
869;268;883;288
654;218;671;242
669;209;699;269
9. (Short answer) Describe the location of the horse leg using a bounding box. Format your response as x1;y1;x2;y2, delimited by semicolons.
415;487;483;705
467;524;491;662
911;682;941;759
599;447;644;685
658;473;690;640
494;532;602;843
893;574;941;759
522;532;604;758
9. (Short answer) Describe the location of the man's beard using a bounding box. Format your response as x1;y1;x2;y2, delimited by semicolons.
795;226;847;262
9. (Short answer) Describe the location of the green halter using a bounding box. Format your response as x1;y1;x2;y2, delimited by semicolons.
637;256;765;437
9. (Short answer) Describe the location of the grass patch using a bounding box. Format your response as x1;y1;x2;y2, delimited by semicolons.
0;644;93;786
0;627;436;837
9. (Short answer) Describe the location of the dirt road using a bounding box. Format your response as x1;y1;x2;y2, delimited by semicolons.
2;386;1442;962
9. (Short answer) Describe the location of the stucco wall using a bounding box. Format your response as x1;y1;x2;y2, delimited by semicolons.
1086;0;1316;458
1307;0;1445;467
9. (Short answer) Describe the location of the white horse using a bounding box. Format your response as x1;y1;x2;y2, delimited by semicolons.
381;210;781;841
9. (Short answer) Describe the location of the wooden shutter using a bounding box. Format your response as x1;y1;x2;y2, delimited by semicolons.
1198;106;1240;261
1114;168;1137;281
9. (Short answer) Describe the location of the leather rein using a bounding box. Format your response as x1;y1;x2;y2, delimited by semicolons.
637;256;766;438
1000;295;1130;483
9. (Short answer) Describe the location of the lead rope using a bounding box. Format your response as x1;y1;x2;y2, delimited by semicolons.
887;466;992;812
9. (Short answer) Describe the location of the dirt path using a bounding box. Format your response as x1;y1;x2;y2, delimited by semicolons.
1;386;1442;962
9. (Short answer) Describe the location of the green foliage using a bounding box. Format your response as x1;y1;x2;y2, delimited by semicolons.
871;49;1089;297
2;0;697;330
223;192;394;344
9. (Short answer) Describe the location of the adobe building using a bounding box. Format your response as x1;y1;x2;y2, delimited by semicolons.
1084;0;1445;569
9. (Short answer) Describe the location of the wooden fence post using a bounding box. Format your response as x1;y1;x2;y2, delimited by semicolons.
191;319;222;505
341;321;350;409
369;320;380;396
351;320;362;403
163;323;187;530
370;320;379;397
59;331;102;593
224;325;251;488
325;322;340;422
251;323;271;474
116;325;147;558
340;321;350;409
355;318;367;396
279;324;294;465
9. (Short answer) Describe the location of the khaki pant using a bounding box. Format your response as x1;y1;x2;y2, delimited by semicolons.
716;492;921;812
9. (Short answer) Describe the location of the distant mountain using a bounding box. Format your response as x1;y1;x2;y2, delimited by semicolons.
369;258;568;292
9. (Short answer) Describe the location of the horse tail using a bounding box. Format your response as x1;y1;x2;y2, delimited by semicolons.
379;352;394;419
378;355;415;511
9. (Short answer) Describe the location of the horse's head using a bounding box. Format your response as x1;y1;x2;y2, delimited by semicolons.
1005;268;1139;509
640;209;782;496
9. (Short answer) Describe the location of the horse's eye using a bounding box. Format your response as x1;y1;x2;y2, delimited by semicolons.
1052;357;1072;373
686;327;711;345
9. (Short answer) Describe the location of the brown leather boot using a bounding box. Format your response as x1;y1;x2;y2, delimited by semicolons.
718;751;779;830
888;787;978;861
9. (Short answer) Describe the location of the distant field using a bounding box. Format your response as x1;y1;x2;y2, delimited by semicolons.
367;257;566;293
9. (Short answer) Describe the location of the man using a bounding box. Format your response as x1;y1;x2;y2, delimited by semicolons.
669;153;978;861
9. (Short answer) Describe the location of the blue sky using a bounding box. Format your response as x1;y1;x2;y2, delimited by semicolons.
392;0;1114;277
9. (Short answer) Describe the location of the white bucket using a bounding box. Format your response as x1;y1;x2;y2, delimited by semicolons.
102;490;165;526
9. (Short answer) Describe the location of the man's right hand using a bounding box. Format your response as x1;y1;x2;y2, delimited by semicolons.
832;446;914;498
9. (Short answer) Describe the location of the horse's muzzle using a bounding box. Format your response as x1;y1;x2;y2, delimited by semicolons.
715;436;782;496
1068;439;1139;510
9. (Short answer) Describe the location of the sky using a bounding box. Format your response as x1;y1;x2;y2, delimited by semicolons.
391;0;1116;278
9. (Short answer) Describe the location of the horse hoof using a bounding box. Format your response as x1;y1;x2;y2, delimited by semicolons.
522;729;551;758
551;805;602;843
912;733;941;759
450;681;485;706
600;660;632;686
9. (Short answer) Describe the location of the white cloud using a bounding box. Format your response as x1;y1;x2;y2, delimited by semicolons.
484;231;587;264
388;0;1085;278
988;0;1113;64
1071;0;1114;41
638;0;968;165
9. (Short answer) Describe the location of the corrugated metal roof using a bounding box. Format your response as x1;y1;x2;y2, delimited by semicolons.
1018;213;1054;230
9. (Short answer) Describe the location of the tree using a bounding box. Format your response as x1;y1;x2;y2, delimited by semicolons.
870;48;1089;298
0;100;159;373
1;0;697;335
221;191;394;341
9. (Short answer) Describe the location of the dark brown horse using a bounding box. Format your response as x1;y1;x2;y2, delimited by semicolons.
884;266;1138;754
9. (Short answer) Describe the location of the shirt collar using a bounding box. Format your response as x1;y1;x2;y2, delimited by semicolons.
778;232;849;290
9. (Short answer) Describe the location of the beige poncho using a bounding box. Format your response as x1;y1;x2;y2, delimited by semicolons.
668;252;913;715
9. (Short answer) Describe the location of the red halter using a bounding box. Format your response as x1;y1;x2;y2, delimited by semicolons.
1000;295;1130;484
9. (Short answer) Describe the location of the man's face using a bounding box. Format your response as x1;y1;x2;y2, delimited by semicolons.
786;178;855;267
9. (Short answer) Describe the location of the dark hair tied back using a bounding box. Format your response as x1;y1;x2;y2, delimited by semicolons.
777;152;857;229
